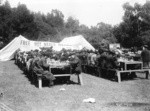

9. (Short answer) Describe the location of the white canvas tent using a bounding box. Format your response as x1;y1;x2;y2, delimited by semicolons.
58;35;95;51
0;35;40;61
0;35;59;61
0;35;95;61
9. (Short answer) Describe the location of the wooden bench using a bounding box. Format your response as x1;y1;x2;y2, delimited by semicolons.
36;73;83;89
53;73;83;86
98;67;150;83
116;68;150;83
31;64;84;89
49;65;83;86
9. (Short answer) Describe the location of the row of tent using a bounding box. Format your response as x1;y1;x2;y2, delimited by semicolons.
0;35;95;61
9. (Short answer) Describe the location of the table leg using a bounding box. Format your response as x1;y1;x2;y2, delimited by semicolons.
141;63;143;69
38;77;42;89
117;71;121;83
146;70;149;79
125;63;127;70
78;73;83;85
70;66;72;74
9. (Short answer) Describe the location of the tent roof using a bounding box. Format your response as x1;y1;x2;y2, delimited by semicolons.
0;35;40;61
60;35;95;51
0;35;95;61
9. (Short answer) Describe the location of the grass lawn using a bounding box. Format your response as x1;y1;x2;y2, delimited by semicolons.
0;60;150;111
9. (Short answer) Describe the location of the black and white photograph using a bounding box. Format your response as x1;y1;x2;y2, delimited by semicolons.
0;0;150;110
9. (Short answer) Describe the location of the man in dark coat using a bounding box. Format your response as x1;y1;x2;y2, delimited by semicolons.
141;45;150;68
33;54;55;86
70;54;82;74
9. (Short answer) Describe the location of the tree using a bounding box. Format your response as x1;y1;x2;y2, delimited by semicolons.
96;22;116;43
46;10;64;27
11;4;37;40
34;12;57;40
0;0;12;43
65;16;79;35
79;22;116;48
113;2;150;48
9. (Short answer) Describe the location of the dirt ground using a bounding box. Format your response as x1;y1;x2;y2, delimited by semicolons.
0;60;150;111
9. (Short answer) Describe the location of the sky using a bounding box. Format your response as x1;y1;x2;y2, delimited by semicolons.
2;0;146;27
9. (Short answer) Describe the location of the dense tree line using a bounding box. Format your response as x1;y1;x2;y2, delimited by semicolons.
0;1;116;49
113;1;150;48
0;1;150;49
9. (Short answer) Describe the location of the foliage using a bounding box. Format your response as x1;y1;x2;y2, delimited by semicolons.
65;16;79;35
79;22;117;49
113;1;150;48
0;1;117;49
1;1;150;50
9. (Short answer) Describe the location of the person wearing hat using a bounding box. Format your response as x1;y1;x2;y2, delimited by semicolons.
141;45;150;68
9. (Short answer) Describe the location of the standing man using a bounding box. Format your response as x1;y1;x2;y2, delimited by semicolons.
141;45;150;68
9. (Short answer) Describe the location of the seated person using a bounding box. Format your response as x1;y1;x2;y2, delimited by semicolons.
32;53;55;86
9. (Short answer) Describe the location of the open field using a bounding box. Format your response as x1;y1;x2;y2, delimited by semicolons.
0;60;150;111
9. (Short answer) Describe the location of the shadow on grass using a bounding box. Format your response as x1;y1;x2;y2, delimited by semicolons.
105;102;150;108
41;77;78;88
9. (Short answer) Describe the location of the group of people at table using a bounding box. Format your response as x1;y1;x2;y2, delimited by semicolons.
14;45;150;87
14;48;97;87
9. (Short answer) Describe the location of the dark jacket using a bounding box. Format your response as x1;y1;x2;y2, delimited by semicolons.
141;49;150;62
32;57;55;80
70;55;82;74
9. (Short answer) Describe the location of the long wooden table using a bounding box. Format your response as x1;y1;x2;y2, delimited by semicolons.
37;61;83;89
116;60;149;83
119;61;143;70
